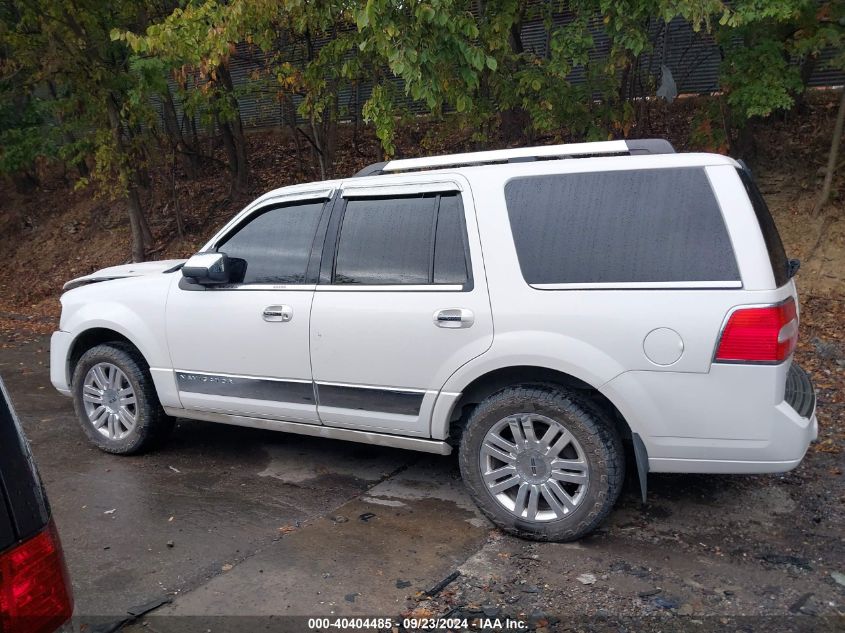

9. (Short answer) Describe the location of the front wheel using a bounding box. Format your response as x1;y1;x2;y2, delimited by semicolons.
459;385;624;541
71;344;173;455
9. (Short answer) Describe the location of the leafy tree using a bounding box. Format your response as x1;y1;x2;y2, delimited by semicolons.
118;1;252;192
0;93;59;192
355;1;777;153
1;0;160;261
4;0;842;245
789;0;844;214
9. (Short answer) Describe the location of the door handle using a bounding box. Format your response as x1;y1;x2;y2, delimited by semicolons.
263;305;293;322
434;308;474;329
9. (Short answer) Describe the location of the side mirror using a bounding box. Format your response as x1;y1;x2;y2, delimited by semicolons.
182;252;231;285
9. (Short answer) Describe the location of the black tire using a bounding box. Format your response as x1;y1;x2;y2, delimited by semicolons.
459;384;624;541
71;343;174;455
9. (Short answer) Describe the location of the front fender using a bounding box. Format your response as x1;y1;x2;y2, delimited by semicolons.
58;275;175;386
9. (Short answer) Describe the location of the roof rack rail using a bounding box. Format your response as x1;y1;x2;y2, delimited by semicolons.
353;161;388;177
352;139;675;177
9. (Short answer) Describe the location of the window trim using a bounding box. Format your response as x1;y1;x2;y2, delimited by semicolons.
341;181;461;198
193;197;332;290
200;188;334;252
319;190;474;292
503;168;743;290
531;280;743;291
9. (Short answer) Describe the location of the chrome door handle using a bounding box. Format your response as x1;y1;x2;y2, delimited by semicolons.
263;305;293;322
434;308;474;328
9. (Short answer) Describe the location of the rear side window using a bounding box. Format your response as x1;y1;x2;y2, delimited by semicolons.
334;193;469;286
434;194;469;284
217;200;325;285
737;168;790;287
504;168;740;286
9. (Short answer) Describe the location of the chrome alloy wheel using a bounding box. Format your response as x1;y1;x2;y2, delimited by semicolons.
480;413;589;522
81;362;137;440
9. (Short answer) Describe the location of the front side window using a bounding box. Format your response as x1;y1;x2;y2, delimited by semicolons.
216;200;324;284
333;193;469;286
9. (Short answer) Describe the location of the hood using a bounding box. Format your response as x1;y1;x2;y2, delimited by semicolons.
63;259;186;291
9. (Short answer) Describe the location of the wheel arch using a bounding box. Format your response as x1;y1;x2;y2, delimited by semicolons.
437;365;634;447
67;327;149;386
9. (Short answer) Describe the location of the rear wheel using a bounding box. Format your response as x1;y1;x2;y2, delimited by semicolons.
459;384;624;541
72;344;173;454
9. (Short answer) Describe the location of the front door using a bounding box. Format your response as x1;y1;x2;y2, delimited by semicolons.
166;195;330;424
309;179;493;437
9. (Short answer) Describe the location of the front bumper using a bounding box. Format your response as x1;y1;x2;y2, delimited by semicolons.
50;330;73;396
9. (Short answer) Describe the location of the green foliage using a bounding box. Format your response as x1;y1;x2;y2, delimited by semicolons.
792;1;845;72
0;96;58;174
2;0;842;178
721;38;804;119
355;0;488;113
0;0;158;197
362;84;398;156
688;100;729;152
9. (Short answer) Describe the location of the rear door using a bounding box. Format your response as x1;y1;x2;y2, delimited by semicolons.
309;177;493;437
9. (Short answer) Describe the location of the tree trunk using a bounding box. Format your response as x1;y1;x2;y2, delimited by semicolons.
106;94;148;262
47;80;89;178
500;9;530;143
161;88;197;177
310;116;327;181
215;64;248;193
283;96;304;175
126;184;148;263
172;148;184;238
813;88;845;216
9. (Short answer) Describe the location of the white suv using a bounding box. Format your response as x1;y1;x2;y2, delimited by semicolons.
50;139;817;541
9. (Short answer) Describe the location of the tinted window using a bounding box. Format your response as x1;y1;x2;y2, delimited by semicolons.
505;168;740;285
217;201;324;284
434;195;469;284
334;193;470;286
737;168;789;287
335;196;434;284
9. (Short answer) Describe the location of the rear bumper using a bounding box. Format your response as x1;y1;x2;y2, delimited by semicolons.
648;404;817;474
601;361;818;474
50;330;73;396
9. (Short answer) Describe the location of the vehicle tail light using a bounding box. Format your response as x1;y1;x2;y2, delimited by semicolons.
714;298;798;363
0;520;73;633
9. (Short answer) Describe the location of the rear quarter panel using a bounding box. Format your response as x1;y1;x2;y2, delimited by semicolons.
436;157;800;461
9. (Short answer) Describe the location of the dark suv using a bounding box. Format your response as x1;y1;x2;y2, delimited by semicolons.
0;378;73;633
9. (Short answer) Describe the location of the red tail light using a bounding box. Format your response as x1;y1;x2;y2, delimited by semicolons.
714;298;798;363
0;520;73;633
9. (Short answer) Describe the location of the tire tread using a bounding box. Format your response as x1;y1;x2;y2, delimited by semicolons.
71;343;173;455
459;383;624;542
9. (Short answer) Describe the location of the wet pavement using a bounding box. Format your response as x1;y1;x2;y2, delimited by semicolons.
1;336;843;631
0;338;430;619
